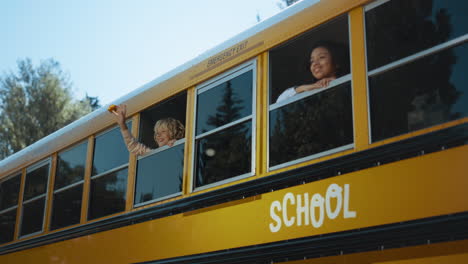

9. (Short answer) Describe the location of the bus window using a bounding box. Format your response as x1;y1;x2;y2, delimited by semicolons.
134;93;186;206
194;61;255;190
268;14;353;169
0;173;21;244
366;0;468;142
50;141;87;230
20;160;50;237
88;168;127;220
91;122;131;175
88;124;131;220
366;0;468;71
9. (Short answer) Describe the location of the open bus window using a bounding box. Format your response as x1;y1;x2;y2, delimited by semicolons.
88;124;131;220
20;160;50;237
134;92;186;206
0;173;21;244
50;141;87;230
268;14;353;169
366;0;468;142
193;61;255;190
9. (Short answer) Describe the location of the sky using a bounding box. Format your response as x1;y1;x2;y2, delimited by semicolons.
0;0;284;105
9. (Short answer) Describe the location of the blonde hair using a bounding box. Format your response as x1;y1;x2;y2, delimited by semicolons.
153;118;185;141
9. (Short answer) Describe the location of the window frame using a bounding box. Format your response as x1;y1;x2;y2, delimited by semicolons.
0;172;21;244
91;121;132;179
50;140;88;231
133;138;185;207
53;140;88;190
364;0;468;143
87;123;131;221
19;158;51;239
191;59;257;192
267;14;354;171
0;172;21;213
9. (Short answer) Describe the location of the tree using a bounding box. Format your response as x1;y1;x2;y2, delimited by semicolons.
0;58;100;159
277;0;301;9
83;94;101;111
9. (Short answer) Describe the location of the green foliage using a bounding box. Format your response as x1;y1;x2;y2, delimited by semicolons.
0;58;100;159
277;0;301;9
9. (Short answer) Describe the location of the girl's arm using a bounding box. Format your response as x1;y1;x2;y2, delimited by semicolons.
110;104;152;155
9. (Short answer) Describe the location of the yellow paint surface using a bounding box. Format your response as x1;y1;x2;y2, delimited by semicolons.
1;145;467;263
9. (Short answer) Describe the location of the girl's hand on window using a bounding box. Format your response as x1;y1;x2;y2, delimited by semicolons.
167;139;176;147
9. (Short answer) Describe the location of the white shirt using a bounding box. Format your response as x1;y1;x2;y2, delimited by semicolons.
276;87;297;103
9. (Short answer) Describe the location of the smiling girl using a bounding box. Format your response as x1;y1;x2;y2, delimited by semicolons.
276;41;348;103
110;104;184;155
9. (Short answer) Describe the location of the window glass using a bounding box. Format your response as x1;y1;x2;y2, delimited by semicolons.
369;42;468;141
0;209;17;244
366;0;468;70
135;144;184;204
194;63;255;189
195;121;252;187
0;174;21;211
51;142;87;231
51;185;83;230
270;83;353;166
20;161;50;237
196;70;253;135
88;168;128;220
23;164;49;201
92;122;131;176
55;141;88;190
269;15;349;104
20;197;45;237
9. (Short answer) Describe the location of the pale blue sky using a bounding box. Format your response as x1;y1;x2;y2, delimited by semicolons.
0;0;282;105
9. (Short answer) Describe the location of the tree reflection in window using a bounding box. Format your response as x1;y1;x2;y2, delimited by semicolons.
195;67;254;189
366;0;468;141
270;83;353;167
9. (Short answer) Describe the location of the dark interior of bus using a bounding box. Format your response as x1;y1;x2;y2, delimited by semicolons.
139;92;187;148
269;14;350;103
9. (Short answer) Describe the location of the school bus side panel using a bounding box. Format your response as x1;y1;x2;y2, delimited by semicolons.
1;145;466;264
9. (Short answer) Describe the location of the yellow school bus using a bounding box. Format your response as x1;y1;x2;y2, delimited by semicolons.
1;0;467;263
